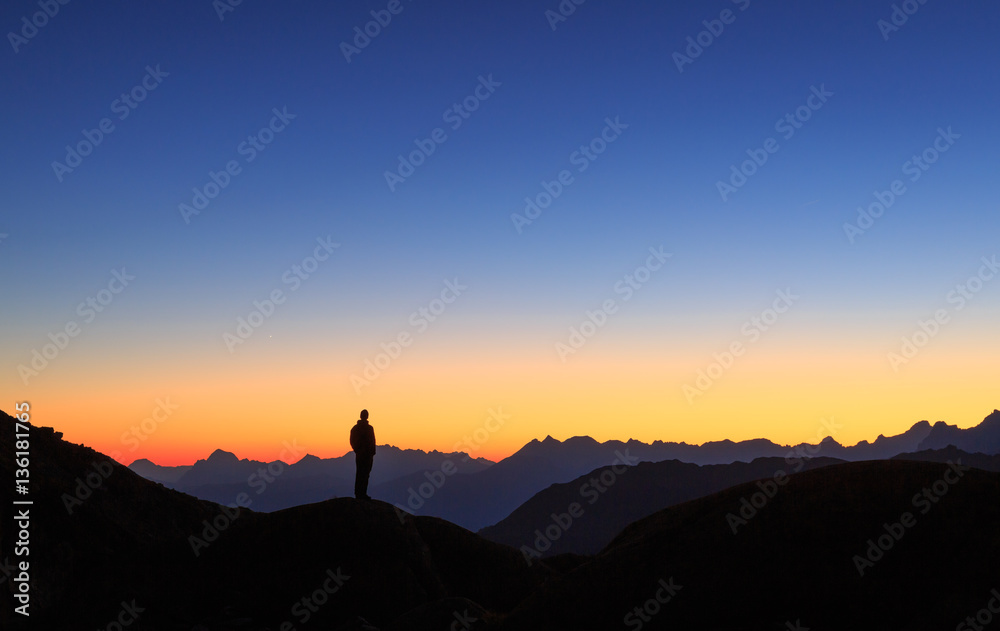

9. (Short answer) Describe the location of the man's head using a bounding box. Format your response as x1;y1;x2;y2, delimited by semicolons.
360;409;369;421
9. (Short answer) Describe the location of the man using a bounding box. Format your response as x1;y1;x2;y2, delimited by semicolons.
350;409;376;500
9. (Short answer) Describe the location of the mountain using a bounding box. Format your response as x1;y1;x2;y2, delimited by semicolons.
127;410;1000;530
481;438;1000;559
892;445;1000;471
375;410;1000;531
148;444;494;491
807;420;933;460
370;434;838;531
373;435;670;531
127;458;192;484
918;409;1000;453
130;445;494;513
479;455;843;556
0;410;537;630
500;459;1000;630
168;447;260;487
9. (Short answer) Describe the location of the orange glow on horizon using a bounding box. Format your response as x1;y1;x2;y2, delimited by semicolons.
5;330;996;467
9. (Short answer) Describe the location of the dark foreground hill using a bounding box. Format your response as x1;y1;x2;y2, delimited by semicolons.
0;410;539;630
891;444;1000;471
5;408;1000;631
501;459;1000;630
482;445;1000;558
479;455;843;556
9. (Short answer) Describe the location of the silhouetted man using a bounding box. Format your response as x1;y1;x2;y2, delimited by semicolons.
350;409;376;500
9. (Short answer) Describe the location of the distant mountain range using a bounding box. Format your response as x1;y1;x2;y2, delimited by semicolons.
4;408;1000;630
129;410;1000;531
132;445;492;512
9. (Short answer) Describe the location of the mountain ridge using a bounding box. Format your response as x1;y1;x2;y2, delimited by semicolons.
136;410;999;472
126;410;1000;530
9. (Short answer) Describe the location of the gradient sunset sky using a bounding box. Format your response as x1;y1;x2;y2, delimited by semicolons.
2;0;998;466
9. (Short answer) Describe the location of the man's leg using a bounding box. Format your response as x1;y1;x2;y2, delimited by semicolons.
361;456;373;498
356;454;373;499
354;453;365;498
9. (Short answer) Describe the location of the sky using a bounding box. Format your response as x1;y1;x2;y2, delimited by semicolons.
2;0;998;466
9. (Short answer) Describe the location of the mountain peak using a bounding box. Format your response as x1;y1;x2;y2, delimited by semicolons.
982;410;1000;427
207;448;239;463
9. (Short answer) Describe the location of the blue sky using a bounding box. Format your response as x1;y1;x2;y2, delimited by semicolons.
2;0;998;461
